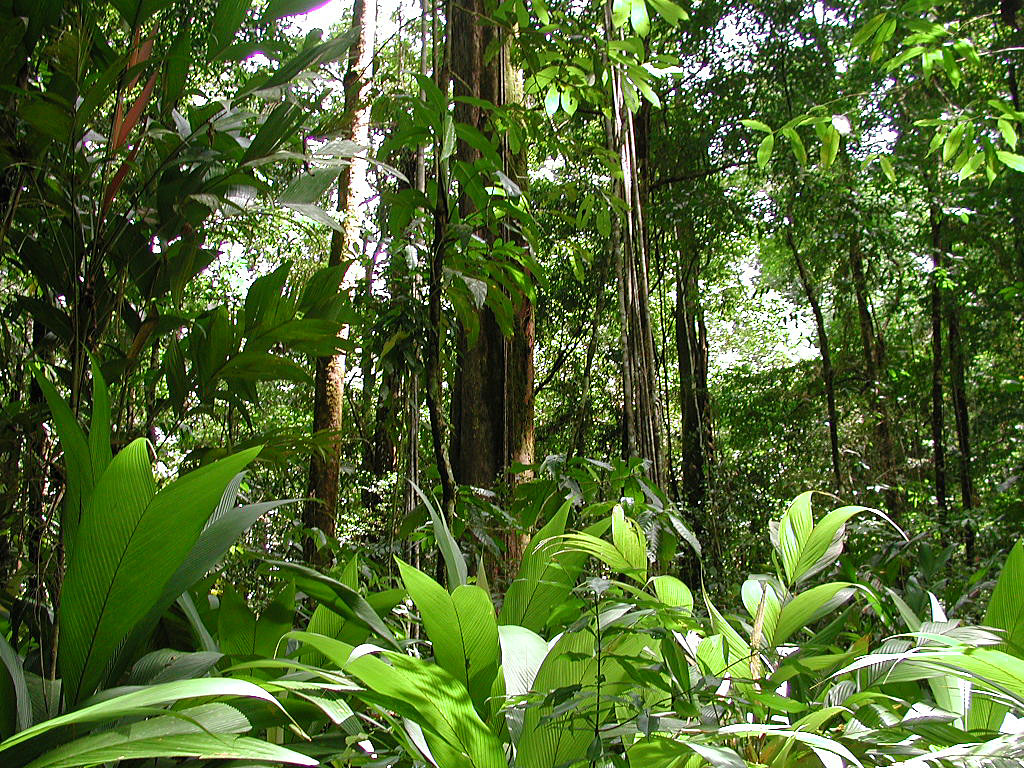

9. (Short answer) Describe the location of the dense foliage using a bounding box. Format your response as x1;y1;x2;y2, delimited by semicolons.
1;0;1023;765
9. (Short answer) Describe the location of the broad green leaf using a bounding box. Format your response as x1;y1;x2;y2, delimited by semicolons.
0;634;29;737
647;0;686;25
0;678;285;754
59;444;260;704
970;540;1024;730
544;86;560;116
23;703;314;768
518;629;645;768
500;503;607;631
773;583;856;646
628;737;745;768
408;482;467;587
211;0;252;52
397;560;499;716
652;575;694;613
782;127;807;167
851;12;887;48
741;578;781;648
996;151;1024;172
630;0;650;37
757;133;774;169
998;118;1018;150
741;119;772;133
86;357;112;481
820;126;840;168
31;367;93;557
265;560;400;649
879;155;896;182
612;504;648;582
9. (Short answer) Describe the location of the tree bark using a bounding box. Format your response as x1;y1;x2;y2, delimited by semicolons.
675;257;706;512
303;0;377;563
929;205;948;521
946;287;976;562
604;1;662;483
848;236;899;514
786;226;842;492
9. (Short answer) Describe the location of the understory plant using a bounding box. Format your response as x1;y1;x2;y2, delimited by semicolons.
4;371;1024;767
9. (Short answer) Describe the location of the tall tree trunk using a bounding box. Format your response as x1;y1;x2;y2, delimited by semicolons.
675;256;706;512
929;205;948;522
786;226;842;492
848;236;899;514
569;258;609;460
604;1;662;483
448;0;504;490
303;0;377;563
946;288;976;562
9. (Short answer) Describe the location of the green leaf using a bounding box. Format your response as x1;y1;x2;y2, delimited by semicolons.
86;357;112;482
59;444;260;704
741;119;772;133
998;118;1018;151
211;0;252;53
879;155;896;182
996;151;1024;172
773;583;857;646
0;678;286;754
782;127;807;167
0;634;29;737
851;12;887;48
970;540;1024;729
242;103;304;165
397;560;499;716
265;559;401;650
628;737;745;768
544;86;560;116
31;367;93;557
261;0;333;20
757;133;774;169
612;504;647;581
408;482;468;588
741;578;781;647
309;636;505;768
652;575;693;613
646;0;686;25
518;629;646;768
820;126;840;168
500;503;605;631
629;0;650;37
23;703;315;768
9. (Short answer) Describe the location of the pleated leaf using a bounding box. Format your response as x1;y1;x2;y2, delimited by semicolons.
397;559;499;716
59;442;260;704
0;677;286;754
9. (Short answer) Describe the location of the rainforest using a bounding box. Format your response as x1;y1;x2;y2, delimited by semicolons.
1;0;1024;765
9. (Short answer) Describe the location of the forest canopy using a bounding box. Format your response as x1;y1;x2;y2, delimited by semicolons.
1;0;1024;765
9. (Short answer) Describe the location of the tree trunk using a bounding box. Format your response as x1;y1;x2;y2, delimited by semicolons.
848;236;899;514
448;0;504;490
675;257;706;512
303;0;377;563
604;1;662;484
786;227;841;492
946;288;976;563
929;205;948;522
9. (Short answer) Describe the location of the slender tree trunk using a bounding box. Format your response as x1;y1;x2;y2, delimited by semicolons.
304;0;377;563
786;227;841;492
604;1;661;483
675;257;706;512
569;260;609;460
848;236;899;514
946;289;976;562
929;206;948;521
